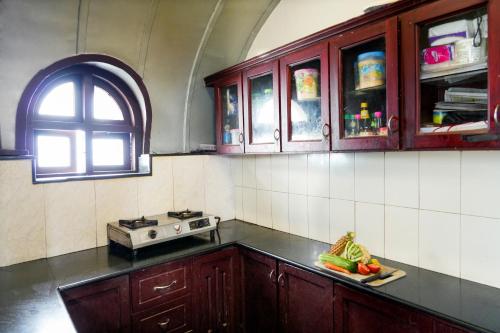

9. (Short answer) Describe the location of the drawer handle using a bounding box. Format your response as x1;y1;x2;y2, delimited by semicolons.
277;272;285;287
388;115;399;134
154;280;177;291
269;269;276;283
494;104;500;127
158;318;170;330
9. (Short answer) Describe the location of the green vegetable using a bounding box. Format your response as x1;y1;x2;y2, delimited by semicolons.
342;241;363;262
319;253;357;273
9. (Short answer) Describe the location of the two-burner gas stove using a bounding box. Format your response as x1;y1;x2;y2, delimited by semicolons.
107;210;219;254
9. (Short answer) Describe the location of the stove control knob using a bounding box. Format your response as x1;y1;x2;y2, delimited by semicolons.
174;224;181;234
148;230;157;239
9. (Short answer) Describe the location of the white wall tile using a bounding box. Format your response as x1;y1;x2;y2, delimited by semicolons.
288;154;307;194
230;156;243;186
385;152;418;208
242;155;256;188
355;152;384;204
385;206;419;266
461;215;500;288
272;192;289;232
330;153;354;200
256;190;272;228
307;196;330;243
172;156;205;212
289;194;308;237
271;155;288;192
242;187;257;223
138;156;173;216
95;178;139;246
255;155;272;190
204;156;235;221
462;151;500;218
419;210;460;277
330;199;355;243
355;202;384;257
45;181;96;257
0;160;46;266
420;151;460;213
235;186;243;220
307;153;329;198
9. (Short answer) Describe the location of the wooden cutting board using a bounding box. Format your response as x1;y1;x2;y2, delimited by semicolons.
314;261;406;287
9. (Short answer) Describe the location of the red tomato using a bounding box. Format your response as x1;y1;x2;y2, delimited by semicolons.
357;262;370;275
367;264;381;274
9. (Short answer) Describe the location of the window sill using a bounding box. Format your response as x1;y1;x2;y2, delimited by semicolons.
33;170;152;184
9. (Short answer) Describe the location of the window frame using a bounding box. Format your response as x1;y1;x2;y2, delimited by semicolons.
15;54;151;181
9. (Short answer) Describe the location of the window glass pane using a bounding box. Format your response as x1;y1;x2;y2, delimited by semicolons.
38;82;75;117
37;135;71;168
221;85;240;145
93;86;124;120
92;137;125;166
250;73;274;144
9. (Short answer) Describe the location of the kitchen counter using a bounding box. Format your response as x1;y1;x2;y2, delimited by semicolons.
1;220;499;333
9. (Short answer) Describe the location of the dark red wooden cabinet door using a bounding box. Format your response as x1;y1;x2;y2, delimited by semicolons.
215;74;245;154
330;17;399;151
243;60;281;153
61;275;131;333
401;0;500;149
278;262;333;333
280;42;331;152
193;247;239;333
240;249;278;333
334;284;433;333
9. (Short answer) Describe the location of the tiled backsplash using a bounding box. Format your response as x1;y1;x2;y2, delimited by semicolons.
232;152;500;289
0;155;233;267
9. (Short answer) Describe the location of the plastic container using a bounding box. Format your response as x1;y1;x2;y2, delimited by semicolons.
294;68;319;100
357;51;386;89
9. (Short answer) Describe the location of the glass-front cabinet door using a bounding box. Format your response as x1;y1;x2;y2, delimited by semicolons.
280;42;330;152
243;61;280;153
401;0;500;149
330;17;399;151
215;74;244;154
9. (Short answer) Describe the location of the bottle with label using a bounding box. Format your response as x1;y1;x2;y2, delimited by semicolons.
373;111;383;135
359;102;372;136
345;114;357;137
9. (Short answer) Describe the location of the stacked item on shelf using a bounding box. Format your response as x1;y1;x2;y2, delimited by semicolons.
421;14;488;76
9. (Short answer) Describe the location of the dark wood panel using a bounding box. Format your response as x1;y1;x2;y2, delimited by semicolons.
130;258;192;312
278;262;334;333
61;275;130;333
240;249;278;333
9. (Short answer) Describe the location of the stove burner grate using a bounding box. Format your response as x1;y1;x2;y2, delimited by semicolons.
119;216;158;230
167;209;203;220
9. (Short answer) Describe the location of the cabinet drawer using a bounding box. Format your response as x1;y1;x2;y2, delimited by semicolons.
132;295;193;333
131;258;192;312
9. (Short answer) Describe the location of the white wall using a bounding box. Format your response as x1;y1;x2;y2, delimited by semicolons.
232;152;500;289
0;155;234;267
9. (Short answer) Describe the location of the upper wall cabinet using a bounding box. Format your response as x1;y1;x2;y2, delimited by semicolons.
280;42;330;152
243;61;281;153
330;17;400;151
401;0;500;149
215;73;244;154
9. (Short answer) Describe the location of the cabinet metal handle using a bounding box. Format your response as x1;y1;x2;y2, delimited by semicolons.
274;129;280;141
277;272;285;287
269;269;276;283
239;132;244;143
158;318;170;330
494;105;500;127
154;280;177;291
387;115;399;134
221;322;228;328
322;123;331;138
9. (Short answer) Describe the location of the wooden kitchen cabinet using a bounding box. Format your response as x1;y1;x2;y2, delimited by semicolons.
239;249;278;333
330;17;400;151
192;247;240;333
214;73;244;154
401;0;500;149
61;275;131;333
334;284;433;333
278;262;334;333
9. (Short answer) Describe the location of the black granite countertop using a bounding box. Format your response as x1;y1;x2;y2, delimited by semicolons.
1;220;499;333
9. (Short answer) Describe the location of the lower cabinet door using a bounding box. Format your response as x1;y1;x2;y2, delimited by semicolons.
131;295;193;333
240;249;278;333
193;247;239;333
278;262;334;333
61;275;130;333
334;284;433;333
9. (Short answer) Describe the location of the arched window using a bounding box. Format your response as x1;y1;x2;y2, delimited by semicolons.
16;55;152;180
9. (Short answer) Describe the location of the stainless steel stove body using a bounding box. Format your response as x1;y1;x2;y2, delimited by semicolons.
107;213;217;250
